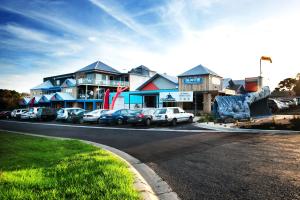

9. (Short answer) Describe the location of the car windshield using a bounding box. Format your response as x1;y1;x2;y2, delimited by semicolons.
154;109;167;114
105;110;116;115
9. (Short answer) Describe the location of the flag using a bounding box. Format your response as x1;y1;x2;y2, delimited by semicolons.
260;56;272;63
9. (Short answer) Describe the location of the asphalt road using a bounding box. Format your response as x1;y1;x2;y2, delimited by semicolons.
1;120;300;200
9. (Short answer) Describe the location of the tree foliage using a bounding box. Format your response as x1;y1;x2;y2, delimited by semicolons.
0;89;27;110
278;78;297;91
272;75;300;96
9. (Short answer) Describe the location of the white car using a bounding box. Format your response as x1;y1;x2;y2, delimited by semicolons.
56;108;85;121
83;109;108;123
28;107;41;120
20;111;31;120
14;109;28;119
152;107;194;126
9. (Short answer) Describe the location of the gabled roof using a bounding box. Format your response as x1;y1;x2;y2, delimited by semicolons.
232;80;245;87
39;94;55;103
29;96;42;104
178;64;220;77
51;92;75;101
61;79;76;88
136;73;178;91
222;78;232;89
19;97;31;105
31;80;54;90
128;65;151;76
159;73;178;84
76;61;120;74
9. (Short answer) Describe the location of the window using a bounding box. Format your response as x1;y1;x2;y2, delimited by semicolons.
65;88;72;93
173;108;179;113
121;110;128;115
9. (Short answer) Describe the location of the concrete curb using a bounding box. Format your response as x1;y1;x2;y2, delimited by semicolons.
0;130;180;200
195;122;300;134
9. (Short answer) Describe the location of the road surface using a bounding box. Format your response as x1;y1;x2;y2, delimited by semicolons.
0;120;299;200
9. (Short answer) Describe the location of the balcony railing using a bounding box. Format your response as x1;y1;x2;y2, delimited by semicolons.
77;78;129;87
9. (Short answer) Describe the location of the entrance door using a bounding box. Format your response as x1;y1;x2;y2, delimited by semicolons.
144;95;157;108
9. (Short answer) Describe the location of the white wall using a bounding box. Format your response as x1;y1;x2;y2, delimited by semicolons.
129;74;151;91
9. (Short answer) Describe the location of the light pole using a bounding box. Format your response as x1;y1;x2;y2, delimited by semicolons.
259;56;272;89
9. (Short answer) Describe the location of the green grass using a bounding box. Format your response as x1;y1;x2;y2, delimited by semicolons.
0;131;140;200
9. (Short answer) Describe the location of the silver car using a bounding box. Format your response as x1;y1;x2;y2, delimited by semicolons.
83;109;108;123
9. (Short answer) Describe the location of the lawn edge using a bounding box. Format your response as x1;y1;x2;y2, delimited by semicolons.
0;130;180;200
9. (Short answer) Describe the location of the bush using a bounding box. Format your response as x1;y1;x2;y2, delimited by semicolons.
290;116;300;130
198;114;215;123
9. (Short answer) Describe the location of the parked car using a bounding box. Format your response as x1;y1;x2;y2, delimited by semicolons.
83;109;108;123
28;107;41;120
99;109;132;125
152;107;194;126
11;109;17;118
56;108;85;121
20;111;31;120
14;109;28;120
127;108;156;126
70;110;90;123
36;107;57;121
0;111;11;119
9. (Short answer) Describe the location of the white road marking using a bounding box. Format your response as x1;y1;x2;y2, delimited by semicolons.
0;120;219;133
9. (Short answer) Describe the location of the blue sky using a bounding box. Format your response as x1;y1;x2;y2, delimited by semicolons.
1;0;300;92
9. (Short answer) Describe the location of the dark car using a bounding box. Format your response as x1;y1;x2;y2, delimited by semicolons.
36;108;57;121
0;111;11;119
99;109;132;125
70;110;89;123
127;108;156;126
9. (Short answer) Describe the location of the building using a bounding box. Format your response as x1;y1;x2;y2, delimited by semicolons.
177;64;223;114
128;65;156;91
25;60;228;114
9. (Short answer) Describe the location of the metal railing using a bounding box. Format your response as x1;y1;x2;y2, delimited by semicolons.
77;78;129;87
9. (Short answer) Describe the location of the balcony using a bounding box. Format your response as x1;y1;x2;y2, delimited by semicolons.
77;78;129;87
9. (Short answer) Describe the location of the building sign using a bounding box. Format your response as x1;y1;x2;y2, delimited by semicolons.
160;91;193;102
183;77;203;84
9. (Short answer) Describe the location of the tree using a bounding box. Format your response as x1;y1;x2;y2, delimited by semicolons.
278;78;297;91
294;79;300;96
0;89;26;110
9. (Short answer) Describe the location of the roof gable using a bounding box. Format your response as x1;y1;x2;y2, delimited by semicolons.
31;80;54;90
61;79;76;88
136;73;178;91
51;92;75;101
178;64;220;77
76;61;120;74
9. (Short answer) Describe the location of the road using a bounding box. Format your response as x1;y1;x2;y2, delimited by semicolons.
1;120;300;200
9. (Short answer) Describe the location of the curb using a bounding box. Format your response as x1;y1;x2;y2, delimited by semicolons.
195;122;300;134
0;130;180;200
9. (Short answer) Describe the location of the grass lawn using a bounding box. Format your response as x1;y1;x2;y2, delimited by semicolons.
0;131;140;200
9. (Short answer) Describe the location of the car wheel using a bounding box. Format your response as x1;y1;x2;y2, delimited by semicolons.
188;117;193;123
117;118;123;125
145;118;151;126
171;118;177;126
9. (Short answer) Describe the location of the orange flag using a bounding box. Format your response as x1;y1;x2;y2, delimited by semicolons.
260;56;272;63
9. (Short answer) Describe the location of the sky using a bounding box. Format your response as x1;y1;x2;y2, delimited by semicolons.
0;0;300;92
